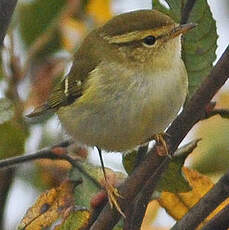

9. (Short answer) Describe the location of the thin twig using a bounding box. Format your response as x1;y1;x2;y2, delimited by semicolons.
0;0;18;47
171;170;229;230
89;44;229;230
181;0;197;24
0;140;72;168
0;140;101;189
201;204;229;230
206;108;229;119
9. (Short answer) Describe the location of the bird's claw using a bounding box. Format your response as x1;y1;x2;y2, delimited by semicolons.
154;133;171;158
104;181;125;217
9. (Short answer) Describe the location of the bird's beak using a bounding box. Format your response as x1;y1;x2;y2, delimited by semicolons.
170;23;197;38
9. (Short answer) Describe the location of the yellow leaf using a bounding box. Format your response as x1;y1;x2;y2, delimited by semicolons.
141;201;160;230
158;167;229;229
86;0;112;24
18;180;76;230
60;17;87;51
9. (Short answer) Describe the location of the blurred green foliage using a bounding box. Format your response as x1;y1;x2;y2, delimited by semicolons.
0;99;28;159
19;0;67;57
192;117;229;175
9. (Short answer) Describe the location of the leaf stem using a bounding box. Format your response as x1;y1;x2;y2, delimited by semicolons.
0;0;18;47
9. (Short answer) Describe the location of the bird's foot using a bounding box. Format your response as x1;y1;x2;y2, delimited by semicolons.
104;180;125;217
153;133;171;158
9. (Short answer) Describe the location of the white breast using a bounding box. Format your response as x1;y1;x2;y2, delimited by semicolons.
57;60;188;152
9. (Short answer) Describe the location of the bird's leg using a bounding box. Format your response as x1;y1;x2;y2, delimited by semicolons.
153;133;171;157
97;147;125;217
143;133;171;157
153;133;172;158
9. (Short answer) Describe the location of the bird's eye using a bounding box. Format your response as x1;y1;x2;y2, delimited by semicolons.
143;35;156;46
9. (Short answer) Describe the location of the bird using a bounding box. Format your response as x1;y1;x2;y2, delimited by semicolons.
27;9;195;216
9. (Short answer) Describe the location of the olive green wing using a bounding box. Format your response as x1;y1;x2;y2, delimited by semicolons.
27;57;99;118
26;77;82;118
26;59;97;118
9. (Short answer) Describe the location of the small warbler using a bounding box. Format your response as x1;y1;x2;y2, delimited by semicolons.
28;9;195;215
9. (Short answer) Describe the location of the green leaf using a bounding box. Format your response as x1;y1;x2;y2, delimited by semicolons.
70;162;126;208
0;98;28;159
0;121;28;159
156;140;200;193
122;146;148;175
123;140;200;193
18;0;66;57
156;153;191;193
153;0;218;98
122;150;138;175
55;209;90;230
70;163;101;208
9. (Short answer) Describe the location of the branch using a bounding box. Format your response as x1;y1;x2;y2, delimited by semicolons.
130;139;201;229
201;204;229;230
0;140;101;189
171;170;229;230
0;0;18;47
134;144;148;168
89;45;229;230
130;158;170;230
0;169;14;229
0;140;72;168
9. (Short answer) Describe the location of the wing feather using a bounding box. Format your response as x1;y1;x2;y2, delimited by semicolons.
27;30;101;118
